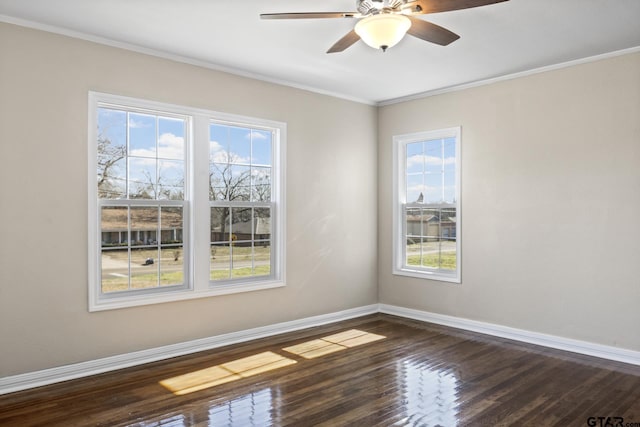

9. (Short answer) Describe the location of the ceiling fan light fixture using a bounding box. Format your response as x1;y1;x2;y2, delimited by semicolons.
354;13;411;51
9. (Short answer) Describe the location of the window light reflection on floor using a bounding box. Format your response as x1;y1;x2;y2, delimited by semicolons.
160;351;296;396
282;329;386;359
208;387;274;426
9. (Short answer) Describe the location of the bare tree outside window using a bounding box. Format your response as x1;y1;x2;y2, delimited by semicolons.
97;117;126;199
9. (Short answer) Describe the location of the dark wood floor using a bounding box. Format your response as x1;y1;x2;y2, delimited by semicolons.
1;314;640;426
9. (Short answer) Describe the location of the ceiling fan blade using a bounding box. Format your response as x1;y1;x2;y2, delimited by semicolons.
407;17;460;46
327;30;361;53
260;12;357;20
414;0;508;14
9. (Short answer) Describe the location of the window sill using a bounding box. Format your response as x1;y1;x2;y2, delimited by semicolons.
89;279;285;312
392;267;461;284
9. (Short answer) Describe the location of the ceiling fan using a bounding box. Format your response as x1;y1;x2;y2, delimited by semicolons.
261;0;508;53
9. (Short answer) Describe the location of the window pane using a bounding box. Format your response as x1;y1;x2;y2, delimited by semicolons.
100;206;129;293
129;113;156;157
231;207;252;242
98;158;126;199
129;157;157;199
228;127;251;164
252;130;272;166
97;156;126;199
101;249;129;293
161;207;183;244
406;174;423;204
406;237;420;267
421;240;440;269
210;163;230;201
210;163;251;202
254;242;271;277
101;205;129;294
210;124;230;163
158;117;185;160
405;208;421;237
98;108;126;147
229;165;251;201
424;139;443;174
254;208;271;240
232;243;253;279
131;248;159;289
131;207;158;246
211;207;230;243
436;206;457;270
158;159;184;200
422;208;439;238
443;137;456;172
441;208;457;244
251;167;271;202
97;108;127;200
425;173;443;204
444;171;456;204
406;141;423;174
160;246;183;287
101;206;128;247
210;243;231;280
440;244;457;271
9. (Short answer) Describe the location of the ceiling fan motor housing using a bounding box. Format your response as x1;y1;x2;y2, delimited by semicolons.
357;0;407;15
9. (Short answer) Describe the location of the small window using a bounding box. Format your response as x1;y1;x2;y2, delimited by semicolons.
393;128;461;283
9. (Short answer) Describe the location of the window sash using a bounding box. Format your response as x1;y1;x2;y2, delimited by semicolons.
99;199;189;297
401;205;457;275
209;202;275;284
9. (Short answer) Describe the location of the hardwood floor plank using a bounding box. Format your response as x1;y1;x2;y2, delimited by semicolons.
1;314;639;426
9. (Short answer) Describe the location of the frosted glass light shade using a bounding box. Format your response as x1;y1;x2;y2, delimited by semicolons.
355;14;411;51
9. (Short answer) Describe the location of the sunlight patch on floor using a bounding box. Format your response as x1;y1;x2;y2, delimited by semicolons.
282;329;386;359
159;351;296;395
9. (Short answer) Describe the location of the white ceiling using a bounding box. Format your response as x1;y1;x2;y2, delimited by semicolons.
1;0;639;104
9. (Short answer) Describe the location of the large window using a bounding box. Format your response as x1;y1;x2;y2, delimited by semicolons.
392;128;461;283
89;93;285;311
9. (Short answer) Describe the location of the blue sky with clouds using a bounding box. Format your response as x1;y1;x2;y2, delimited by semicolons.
98;109;274;202
406;137;456;204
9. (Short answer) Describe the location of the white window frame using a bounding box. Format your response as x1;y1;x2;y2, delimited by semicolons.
392;127;461;283
88;92;286;311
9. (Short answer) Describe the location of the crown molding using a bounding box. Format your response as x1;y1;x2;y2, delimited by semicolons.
0;15;376;106
377;45;640;106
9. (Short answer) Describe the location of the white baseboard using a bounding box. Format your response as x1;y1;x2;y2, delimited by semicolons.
0;304;379;395
379;304;640;366
4;303;639;395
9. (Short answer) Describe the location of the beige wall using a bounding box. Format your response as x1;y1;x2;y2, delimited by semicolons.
1;20;638;379
0;23;378;376
378;53;640;351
